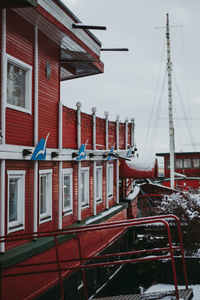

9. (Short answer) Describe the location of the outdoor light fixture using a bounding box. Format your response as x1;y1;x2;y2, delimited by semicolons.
51;152;59;158
72;23;106;30
23;149;32;156
101;48;129;51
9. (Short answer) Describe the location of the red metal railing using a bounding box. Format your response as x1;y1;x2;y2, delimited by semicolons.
0;215;188;300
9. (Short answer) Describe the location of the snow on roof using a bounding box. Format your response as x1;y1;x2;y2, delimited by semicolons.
126;157;157;171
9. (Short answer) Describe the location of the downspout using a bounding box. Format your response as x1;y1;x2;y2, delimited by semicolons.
0;9;6;253
116;115;120;204
58;101;63;229
131;118;135;147
125;117;128;149
125;117;128;197
104;111;109;209
33;26;38;233
92;107;96;215
76;102;82;221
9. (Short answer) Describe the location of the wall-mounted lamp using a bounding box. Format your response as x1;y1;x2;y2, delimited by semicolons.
46;61;51;80
23;149;32;156
51;152;59;158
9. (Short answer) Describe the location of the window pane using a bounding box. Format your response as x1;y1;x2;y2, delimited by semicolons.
7;62;25;108
81;172;85;203
64;175;71;209
96;169;100;198
183;159;192;168
108;166;113;196
175;159;183;168
193;159;200;168
9;178;18;222
40;176;47;214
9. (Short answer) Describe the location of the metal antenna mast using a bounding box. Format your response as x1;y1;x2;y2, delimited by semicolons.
166;13;175;189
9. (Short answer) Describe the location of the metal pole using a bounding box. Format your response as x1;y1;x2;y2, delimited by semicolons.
166;13;175;189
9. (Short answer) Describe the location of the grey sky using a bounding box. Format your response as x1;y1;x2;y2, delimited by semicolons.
61;0;200;158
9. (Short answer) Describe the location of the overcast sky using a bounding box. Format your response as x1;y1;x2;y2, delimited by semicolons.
60;0;200;158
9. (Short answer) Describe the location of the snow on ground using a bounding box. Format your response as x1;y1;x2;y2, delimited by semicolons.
145;284;200;300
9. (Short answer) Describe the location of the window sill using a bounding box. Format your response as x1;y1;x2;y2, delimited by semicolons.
6;103;31;115
39;215;52;224
81;204;89;209
96;199;102;204
63;210;73;217
8;223;24;234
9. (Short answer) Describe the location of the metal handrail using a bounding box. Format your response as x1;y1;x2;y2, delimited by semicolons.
0;215;188;300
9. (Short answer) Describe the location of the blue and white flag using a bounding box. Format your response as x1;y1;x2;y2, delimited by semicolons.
108;146;114;161
127;146;132;158
76;140;88;161
31;132;50;161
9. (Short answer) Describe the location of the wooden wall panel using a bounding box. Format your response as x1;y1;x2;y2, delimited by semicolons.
96;117;106;150
108;121;116;149
63;107;77;149
81;112;92;150
6;10;34;146
38;31;59;148
119;123;125;149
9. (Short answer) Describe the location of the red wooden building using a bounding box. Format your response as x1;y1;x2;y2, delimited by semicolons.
156;152;200;191
0;1;137;299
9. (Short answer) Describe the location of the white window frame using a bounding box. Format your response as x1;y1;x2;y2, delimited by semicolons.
6;54;32;114
81;167;89;208
107;164;113;199
39;169;52;224
96;166;102;203
63;168;73;215
7;170;26;233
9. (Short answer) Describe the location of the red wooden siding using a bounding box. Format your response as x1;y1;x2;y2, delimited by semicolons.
6;10;34;146
108;121;116;149
119;123;125;149
38;31;59;148
81;112;93;149
96;117;106;149
63;106;77;149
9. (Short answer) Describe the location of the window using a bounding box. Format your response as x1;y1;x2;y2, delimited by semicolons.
6;54;32;114
81;168;89;207
166;159;170;169
107;164;113;198
63;169;73;214
7;171;25;233
39;170;52;223
175;159;183;169
183;159;192;169
96;166;102;202
193;159;200;168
